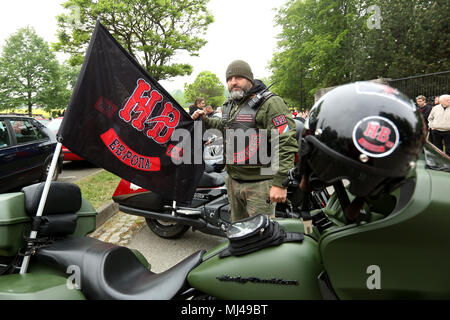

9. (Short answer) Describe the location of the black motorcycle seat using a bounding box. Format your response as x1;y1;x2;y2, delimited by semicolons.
36;236;205;300
204;163;215;173
197;171;225;188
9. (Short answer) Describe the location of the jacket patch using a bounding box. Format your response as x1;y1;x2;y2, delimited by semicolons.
272;115;287;127
277;123;290;135
236;114;254;122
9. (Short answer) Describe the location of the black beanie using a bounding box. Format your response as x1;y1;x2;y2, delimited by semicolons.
226;60;254;83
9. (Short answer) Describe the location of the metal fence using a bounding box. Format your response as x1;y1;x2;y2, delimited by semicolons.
387;71;450;103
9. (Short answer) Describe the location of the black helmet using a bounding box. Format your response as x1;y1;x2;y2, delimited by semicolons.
302;81;425;197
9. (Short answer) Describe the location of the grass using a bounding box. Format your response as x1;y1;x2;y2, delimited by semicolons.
73;169;122;209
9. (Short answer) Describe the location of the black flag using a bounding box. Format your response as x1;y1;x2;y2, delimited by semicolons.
58;21;204;202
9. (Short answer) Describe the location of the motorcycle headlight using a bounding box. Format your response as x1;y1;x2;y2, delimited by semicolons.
226;214;269;240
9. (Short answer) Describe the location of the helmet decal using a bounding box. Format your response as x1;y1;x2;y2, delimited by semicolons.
352;116;400;158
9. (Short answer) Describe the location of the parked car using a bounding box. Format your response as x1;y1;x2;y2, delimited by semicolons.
47;117;84;161
0;115;64;192
33;115;50;127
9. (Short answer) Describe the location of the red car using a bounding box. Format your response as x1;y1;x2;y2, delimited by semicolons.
47;117;84;161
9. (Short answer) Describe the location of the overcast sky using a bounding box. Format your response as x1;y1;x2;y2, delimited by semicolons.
0;0;287;92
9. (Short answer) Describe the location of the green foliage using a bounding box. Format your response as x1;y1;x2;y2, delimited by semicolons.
58;62;82;108
270;0;449;108
184;71;226;107
355;0;449;79
259;76;272;88
170;89;186;107
53;0;214;81
0;27;76;115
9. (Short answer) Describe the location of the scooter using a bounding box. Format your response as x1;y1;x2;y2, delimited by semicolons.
0;142;449;300
112;119;329;239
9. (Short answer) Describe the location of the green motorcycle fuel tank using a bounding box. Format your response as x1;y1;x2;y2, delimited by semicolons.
188;218;324;300
188;146;450;299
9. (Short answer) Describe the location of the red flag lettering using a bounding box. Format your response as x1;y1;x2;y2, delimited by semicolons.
100;128;161;171
145;102;180;144
119;79;163;131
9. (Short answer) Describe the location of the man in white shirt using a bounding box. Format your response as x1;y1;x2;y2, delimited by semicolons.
428;94;450;156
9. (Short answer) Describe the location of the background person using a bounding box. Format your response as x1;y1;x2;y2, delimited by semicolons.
192;60;298;222
416;95;432;133
434;96;440;107
428;94;450;156
188;97;206;116
205;105;216;118
215;106;222;118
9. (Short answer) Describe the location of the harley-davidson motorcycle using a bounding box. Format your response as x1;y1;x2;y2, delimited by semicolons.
111;118;329;239
0;142;448;300
1;82;449;300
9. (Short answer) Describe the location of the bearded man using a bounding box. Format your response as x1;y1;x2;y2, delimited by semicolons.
191;60;298;222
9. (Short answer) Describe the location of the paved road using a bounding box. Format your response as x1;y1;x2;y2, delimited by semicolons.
126;225;225;273
59;161;102;182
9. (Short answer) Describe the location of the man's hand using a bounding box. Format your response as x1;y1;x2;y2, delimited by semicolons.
192;110;206;120
270;185;287;203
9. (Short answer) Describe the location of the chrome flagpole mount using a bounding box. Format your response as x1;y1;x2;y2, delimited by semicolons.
19;142;63;274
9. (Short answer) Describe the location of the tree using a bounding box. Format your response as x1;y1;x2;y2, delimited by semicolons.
184;71;226;107
53;0;214;81
170;89;186;107
0;27;69;116
270;0;449;108
57;62;82;109
270;0;357;108
354;0;449;79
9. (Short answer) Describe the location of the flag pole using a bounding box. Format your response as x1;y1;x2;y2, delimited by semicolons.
19;142;63;274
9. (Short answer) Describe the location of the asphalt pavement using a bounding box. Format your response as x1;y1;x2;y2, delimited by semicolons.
126;225;225;273
59;161;102;183
88;209;225;273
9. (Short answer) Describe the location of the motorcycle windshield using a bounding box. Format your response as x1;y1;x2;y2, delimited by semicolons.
423;142;450;173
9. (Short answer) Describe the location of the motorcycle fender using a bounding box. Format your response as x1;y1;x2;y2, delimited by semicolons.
187;235;323;300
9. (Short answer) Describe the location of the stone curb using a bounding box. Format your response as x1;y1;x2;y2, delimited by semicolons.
75;170;145;246
95;200;119;229
89;210;146;246
89;199;146;246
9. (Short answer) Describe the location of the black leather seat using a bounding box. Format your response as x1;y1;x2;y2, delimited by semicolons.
36;236;205;300
197;171;225;188
204;163;215;173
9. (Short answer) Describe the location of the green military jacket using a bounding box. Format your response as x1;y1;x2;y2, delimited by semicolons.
204;93;298;187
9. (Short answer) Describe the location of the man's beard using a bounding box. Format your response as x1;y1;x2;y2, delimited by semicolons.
229;83;251;101
230;89;245;100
